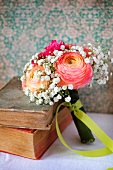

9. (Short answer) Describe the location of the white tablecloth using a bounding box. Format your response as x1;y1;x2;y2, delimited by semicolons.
0;113;113;170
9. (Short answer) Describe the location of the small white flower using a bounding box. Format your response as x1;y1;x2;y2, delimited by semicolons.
57;51;63;57
47;55;52;61
38;59;44;65
44;75;50;81
38;98;43;104
32;55;35;59
102;64;107;71
34;53;38;58
100;60;104;65
29;93;35;102
108;51;110;56
44;99;49;104
68;84;74;90
46;69;51;75
50;91;55;97
38;93;43;98
60;45;65;50
51;58;56;63
40;76;45;81
50;83;55;89
80;51;86;57
97;54;102;60
53;50;58;55
93;57;99;64
75;46;79;50
98;46;102;52
100;52;104;58
88;52;92;55
33;59;37;63
36;100;40;105
85;58;90;63
49;101;54;105
57;94;62;99
88;43;92;47
90;58;94;65
20;75;26;81
53;77;60;84
110;72;113;76
53;97;59;102
70;46;76;50
51;73;55;78
27;64;33;70
62;85;67;90
111;58;113;63
43;93;49;100
24;63;29;70
54;86;60;93
65;96;71;102
78;47;83;52
37;71;43;76
24;88;29;96
97;79;104;84
95;49;100;55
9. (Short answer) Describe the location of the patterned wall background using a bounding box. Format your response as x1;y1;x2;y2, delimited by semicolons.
0;0;113;113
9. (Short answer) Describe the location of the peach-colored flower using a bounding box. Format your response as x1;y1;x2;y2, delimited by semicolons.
22;65;50;93
55;52;93;89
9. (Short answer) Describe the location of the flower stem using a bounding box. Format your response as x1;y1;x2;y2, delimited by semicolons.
68;90;95;143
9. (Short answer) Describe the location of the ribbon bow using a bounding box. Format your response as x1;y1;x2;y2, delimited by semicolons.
56;100;113;157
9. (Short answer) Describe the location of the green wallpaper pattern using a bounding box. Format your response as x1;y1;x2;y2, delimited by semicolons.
0;0;113;113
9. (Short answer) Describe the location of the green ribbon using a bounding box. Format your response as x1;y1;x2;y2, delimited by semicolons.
56;100;113;168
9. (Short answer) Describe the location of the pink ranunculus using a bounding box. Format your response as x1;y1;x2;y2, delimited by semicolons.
55;52;93;89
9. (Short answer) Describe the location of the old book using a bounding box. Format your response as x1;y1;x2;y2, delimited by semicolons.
0;77;59;129
0;107;72;159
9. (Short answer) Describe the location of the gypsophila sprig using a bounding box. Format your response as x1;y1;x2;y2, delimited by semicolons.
21;40;112;105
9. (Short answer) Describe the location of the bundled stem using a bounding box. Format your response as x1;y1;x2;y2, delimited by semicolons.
68;90;95;143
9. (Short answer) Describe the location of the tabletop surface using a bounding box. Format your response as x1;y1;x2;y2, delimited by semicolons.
0;113;113;170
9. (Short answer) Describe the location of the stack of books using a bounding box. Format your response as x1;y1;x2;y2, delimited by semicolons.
0;77;72;159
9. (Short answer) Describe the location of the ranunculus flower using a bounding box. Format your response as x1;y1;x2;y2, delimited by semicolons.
55;52;93;89
22;65;50;93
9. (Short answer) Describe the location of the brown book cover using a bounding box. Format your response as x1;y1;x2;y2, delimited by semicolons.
0;77;59;129
0;107;72;159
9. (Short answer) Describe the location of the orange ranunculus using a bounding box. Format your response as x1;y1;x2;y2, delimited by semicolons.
55;52;93;89
22;65;50;93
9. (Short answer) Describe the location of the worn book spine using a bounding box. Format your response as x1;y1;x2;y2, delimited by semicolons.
0;107;72;159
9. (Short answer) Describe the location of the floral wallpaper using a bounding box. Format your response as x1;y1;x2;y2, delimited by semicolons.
0;0;113;113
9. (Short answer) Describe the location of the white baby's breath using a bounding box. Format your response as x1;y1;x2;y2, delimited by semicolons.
38;98;43;104
44;75;50;81
85;58;90;64
70;46;76;50
20;75;25;81
49;101;54;105
65;96;71;102
38;59;44;65
24;87;29;96
68;84;74;90
21;41;112;106
53;97;59;102
62;85;67;90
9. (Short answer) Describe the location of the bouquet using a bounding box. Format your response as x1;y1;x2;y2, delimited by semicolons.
21;40;112;144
